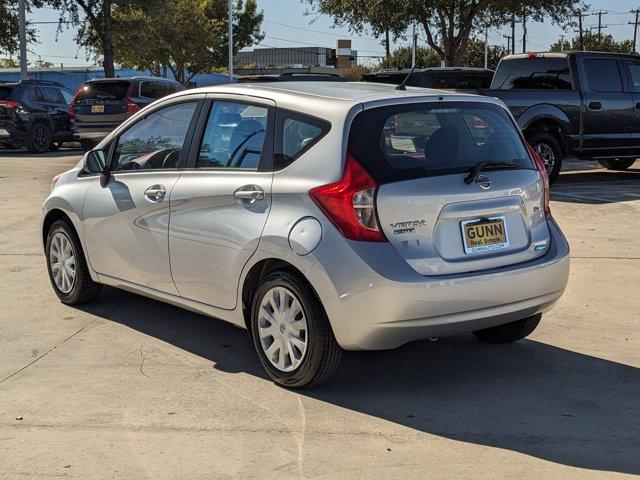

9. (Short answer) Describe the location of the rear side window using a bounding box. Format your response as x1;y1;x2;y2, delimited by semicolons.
0;86;14;100
584;59;623;92
77;81;130;101
492;57;572;90
274;110;330;170
41;86;63;104
349;102;533;183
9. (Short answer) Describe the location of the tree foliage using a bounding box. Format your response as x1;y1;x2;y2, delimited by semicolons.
549;31;634;54
305;0;586;66
0;0;39;55
380;38;509;71
110;0;264;85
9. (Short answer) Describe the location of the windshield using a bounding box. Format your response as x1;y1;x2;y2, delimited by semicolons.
348;101;534;183
77;81;130;101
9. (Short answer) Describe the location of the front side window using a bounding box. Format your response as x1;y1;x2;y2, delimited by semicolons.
349;102;533;182
196;101;268;169
112;101;197;171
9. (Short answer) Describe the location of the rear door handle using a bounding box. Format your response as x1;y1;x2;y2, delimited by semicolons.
144;184;166;202
588;101;603;111
234;185;264;203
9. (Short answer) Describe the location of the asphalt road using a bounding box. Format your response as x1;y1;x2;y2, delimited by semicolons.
0;150;638;479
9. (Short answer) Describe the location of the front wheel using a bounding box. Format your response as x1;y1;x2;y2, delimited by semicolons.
527;132;563;184
250;270;342;388
45;220;102;304
598;158;636;171
472;314;542;344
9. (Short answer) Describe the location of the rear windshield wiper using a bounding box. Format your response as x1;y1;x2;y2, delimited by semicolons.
464;161;523;185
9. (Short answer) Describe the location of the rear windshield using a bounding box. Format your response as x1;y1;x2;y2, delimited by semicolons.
0;86;14;100
348;102;534;183
491;57;572;90
77;81;130;101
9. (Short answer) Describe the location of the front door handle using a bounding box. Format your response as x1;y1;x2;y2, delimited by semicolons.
234;185;264;203
588;101;603;111
144;184;166;202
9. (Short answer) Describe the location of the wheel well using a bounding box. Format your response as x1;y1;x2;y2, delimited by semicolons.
42;209;75;248
241;259;312;334
523;119;565;153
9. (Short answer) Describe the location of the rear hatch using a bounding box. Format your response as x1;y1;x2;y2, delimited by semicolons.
349;100;550;276
73;80;132;128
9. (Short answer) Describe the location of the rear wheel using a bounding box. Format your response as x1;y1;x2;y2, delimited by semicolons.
26;123;52;153
45;220;101;304
598;158;636;171
473;314;542;344
527;131;563;184
250;270;342;388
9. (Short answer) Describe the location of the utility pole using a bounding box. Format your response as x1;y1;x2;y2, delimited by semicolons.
510;14;516;54
573;10;589;50
560;34;565;52
227;0;233;82
595;10;607;41
411;22;416;68
484;25;489;69
630;9;640;53
522;11;527;53
18;0;27;79
385;28;390;59
503;34;512;53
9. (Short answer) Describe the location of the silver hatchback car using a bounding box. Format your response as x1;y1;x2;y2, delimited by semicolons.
42;82;570;388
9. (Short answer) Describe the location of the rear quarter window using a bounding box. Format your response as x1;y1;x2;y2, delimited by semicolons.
274;110;330;170
349;102;533;182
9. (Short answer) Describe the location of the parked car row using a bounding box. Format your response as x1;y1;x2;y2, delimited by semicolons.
0;76;183;153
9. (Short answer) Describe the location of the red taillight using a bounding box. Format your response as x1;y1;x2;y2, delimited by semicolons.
527;143;551;219
309;154;387;242
125;84;140;115
69;86;83;119
0;100;22;110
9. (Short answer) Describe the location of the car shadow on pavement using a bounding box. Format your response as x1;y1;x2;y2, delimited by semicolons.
78;286;640;476
552;167;640;204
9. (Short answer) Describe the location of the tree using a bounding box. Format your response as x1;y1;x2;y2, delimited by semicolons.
305;0;586;66
46;0;146;77
1;0;39;56
550;31;634;54
461;38;510;70
0;57;20;68
110;0;264;85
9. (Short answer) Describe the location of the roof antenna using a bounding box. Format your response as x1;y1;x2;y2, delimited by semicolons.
395;64;418;91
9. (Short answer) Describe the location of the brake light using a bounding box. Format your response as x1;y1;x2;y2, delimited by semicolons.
0;100;27;115
125;84;140;115
527;143;551;219
68;86;83;119
309;154;387;242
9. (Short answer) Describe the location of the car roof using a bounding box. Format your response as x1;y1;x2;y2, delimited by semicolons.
171;81;498;117
502;51;640;61
370;67;494;74
85;76;177;83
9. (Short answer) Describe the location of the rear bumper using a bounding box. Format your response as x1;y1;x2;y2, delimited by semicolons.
73;124;119;141
307;218;570;350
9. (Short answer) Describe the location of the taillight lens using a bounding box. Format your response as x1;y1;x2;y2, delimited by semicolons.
125;84;140;115
527;143;551;219
69;86;83;119
309;154;387;242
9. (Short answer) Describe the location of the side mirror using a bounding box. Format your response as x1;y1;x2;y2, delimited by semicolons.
83;149;111;187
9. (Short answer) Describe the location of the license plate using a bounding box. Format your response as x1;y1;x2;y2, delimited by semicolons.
461;216;509;254
91;104;105;113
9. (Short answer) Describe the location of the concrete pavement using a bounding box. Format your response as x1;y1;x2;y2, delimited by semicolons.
0;150;638;479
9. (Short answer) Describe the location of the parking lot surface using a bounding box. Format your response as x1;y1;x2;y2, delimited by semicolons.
0;150;638;479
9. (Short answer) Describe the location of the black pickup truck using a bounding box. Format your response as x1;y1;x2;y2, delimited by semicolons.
479;52;640;182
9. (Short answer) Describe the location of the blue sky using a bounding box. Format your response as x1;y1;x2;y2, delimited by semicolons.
18;0;640;68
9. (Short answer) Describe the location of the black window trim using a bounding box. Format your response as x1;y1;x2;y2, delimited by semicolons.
105;95;205;174
274;108;331;171
185;97;275;172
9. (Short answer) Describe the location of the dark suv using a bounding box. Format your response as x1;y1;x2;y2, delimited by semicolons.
71;76;184;150
237;72;344;83
362;67;494;90
0;79;75;152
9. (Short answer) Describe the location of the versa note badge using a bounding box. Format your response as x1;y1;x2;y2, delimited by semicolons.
390;219;428;235
475;175;491;190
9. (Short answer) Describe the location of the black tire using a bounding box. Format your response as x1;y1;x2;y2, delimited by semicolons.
26;122;52;153
527;131;563;184
80;139;97;152
45;220;102;305
250;270;342;389
473;314;542;344
598;158;636;171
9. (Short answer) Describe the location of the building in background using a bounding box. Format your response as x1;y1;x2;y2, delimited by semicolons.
0;66;231;91
236;40;357;69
